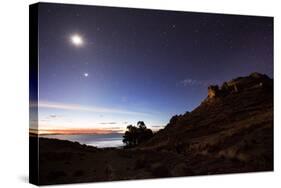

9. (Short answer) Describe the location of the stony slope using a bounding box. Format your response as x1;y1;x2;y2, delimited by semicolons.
139;72;273;171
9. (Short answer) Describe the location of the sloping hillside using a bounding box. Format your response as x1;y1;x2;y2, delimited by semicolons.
139;72;273;172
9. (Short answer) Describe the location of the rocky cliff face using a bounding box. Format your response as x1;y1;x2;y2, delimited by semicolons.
139;72;273;173
206;72;272;100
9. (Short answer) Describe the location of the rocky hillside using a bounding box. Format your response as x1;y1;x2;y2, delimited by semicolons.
139;72;273;171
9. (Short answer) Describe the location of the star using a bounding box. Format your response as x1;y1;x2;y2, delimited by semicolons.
83;73;89;77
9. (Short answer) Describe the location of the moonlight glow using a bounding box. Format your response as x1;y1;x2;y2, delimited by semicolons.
71;34;83;46
83;73;89;77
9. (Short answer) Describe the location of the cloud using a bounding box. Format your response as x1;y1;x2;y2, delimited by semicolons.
151;125;165;128
99;122;117;125
48;114;57;118
180;79;204;86
103;127;124;131
46;114;64;119
179;78;213;87
30;101;149;116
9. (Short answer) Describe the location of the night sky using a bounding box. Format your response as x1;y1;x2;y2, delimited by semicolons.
33;3;273;134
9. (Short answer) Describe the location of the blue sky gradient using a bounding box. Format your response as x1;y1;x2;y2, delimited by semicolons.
33;3;273;134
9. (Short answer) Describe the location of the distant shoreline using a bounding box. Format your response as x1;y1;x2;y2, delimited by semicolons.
30;133;125;148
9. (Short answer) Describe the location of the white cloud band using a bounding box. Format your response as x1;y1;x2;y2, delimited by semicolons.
30;101;148;116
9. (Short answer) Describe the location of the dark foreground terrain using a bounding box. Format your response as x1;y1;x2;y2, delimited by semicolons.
30;73;273;185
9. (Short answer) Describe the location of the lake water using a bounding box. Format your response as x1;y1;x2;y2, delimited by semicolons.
41;133;124;148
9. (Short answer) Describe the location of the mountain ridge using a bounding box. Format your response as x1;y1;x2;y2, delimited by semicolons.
138;72;273;170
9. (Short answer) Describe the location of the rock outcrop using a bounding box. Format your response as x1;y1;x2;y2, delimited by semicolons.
207;85;220;98
140;72;273;174
205;72;272;102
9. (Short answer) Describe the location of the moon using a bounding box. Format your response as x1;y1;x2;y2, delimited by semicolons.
71;34;83;46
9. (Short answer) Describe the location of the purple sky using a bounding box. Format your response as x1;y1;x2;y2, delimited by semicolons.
31;3;273;134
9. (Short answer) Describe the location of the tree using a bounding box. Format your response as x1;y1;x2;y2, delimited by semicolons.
123;125;138;146
123;121;153;147
137;121;146;130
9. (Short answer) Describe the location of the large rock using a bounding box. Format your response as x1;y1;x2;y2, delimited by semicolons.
207;85;220;98
206;72;272;101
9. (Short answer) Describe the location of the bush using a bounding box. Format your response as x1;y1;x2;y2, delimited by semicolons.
123;121;153;147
